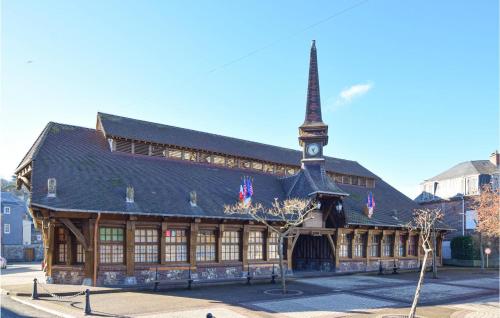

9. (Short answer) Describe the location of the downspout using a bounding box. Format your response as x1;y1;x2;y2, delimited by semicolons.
461;195;465;236
93;213;101;286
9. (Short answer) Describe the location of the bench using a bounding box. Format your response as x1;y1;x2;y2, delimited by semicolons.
151;267;279;291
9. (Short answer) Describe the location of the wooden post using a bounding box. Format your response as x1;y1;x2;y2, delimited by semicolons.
351;230;357;258
242;224;249;267
366;230;372;263
217;224;224;263
394;230;400;258
335;228;341;268
65;228;73;265
46;220;55;278
405;232;410;258
126;221;135;276
265;227;271;261
160;222;167;265
83;220;94;281
189;222;198;268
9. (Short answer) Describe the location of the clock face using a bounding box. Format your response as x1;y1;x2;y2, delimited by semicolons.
307;143;320;156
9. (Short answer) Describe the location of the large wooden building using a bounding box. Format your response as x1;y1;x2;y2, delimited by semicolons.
15;41;443;286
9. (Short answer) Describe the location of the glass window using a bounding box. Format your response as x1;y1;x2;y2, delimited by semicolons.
409;236;418;256
165;229;188;262
167;148;182;159
213;155;225;166
353;233;366;258
239;160;251;169
248;231;264;260
226;157;237;168
183;150;197;161
370;234;380;257
135;228;159;263
221;231;240;261
268;232;280;260
196;230;216;262
263;163;274;173
76;243;85;263
99;227;124;264
382;234;394;257
339;233;352;258
4;207;10;214
398;235;406;257
56;228;67;263
3;223;10;234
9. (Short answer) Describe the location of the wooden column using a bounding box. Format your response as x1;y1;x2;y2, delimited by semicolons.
351;230;356;258
242;224;249;267
189;222;198;268
394;230;400;258
46;220;55;278
265;227;271;261
83;219;95;280
217;224;224;263
65;228;73;265
160;222;167;265
405;232;410;258
366;230;372;263
335;228;341;268
325;231;336;266
126;221;135;276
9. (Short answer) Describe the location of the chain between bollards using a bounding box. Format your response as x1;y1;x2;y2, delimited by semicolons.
32;278;38;300
84;289;91;315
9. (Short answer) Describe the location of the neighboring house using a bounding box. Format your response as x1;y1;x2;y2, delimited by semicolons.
415;152;500;260
0;192;43;262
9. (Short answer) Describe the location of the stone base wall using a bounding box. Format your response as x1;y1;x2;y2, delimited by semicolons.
1;244;43;262
338;258;421;273
52;266;86;284
294;259;335;272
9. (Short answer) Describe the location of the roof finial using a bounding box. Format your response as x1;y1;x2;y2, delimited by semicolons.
304;40;323;125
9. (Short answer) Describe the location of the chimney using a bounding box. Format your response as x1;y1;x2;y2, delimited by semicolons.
126;186;134;203
47;178;57;197
489;150;499;167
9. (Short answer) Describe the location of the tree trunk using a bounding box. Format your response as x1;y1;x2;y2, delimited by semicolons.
409;250;429;318
278;235;287;294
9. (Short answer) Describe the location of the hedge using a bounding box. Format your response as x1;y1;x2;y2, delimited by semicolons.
451;235;481;260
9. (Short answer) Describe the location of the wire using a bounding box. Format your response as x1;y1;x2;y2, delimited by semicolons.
206;0;370;74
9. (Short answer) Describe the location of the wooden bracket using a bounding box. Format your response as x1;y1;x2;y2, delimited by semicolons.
60;218;90;251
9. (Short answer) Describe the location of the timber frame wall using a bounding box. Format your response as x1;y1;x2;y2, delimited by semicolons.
36;208;444;285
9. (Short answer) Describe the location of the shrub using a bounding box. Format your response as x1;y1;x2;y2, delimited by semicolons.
451;235;480;260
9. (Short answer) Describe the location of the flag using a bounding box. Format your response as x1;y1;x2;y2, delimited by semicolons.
366;192;375;218
248;177;253;196
239;184;244;202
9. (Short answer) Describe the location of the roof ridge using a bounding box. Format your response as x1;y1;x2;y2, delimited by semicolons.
97;112;361;164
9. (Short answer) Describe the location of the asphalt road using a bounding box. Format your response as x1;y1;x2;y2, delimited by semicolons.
1;294;53;318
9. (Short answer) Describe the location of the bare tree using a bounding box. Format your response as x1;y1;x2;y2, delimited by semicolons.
224;198;317;294
407;208;443;318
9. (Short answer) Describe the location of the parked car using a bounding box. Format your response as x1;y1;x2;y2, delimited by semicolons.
0;256;7;269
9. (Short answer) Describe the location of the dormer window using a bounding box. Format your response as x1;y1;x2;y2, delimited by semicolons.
126;186;134;203
47;178;57;197
4;207;10;214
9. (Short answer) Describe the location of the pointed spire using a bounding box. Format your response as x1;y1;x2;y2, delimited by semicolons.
304;40;323;125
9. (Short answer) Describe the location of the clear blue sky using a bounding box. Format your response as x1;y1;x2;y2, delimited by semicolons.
1;0;498;198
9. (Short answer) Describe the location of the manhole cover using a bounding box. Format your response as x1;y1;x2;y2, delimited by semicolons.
264;289;303;296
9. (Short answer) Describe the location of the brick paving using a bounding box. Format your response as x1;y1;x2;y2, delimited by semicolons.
1;267;498;317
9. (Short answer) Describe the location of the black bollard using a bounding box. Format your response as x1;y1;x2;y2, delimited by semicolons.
271;264;276;284
187;268;194;290
32;278;38;300
246;265;252;285
84;289;91;315
378;260;383;275
206;313;214;318
154;267;159;292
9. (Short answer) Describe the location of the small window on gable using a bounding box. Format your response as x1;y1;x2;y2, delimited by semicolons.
4;224;10;234
4;207;11;214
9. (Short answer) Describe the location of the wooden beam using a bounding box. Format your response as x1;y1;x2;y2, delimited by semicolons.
65;228;73;265
83;220;95;281
60;218;89;251
46;220;55;278
242;224;249;267
325;233;336;265
126;221;135;276
160;222;167;265
335;228;341;268
217;224;224;263
189;222;198;268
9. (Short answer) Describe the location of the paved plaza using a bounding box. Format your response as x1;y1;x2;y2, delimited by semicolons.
1;266;499;317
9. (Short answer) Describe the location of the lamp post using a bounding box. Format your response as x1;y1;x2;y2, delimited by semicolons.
335;201;343;213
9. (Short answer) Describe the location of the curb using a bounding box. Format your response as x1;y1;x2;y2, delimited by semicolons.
11;296;77;318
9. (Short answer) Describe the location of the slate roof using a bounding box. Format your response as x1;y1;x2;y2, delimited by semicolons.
98;113;377;179
426;160;499;182
1;192;24;206
20;118;420;227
